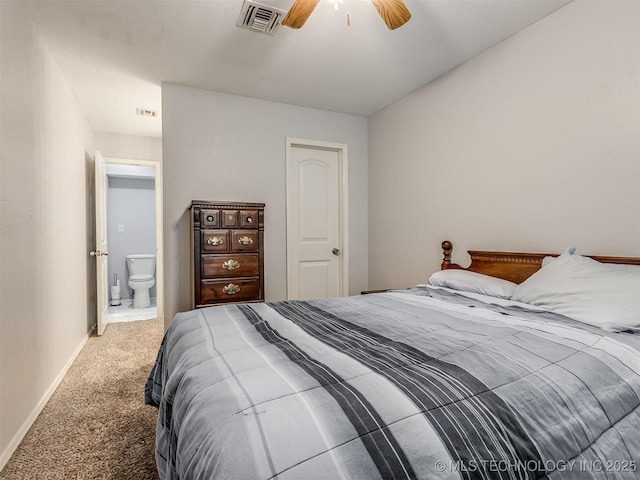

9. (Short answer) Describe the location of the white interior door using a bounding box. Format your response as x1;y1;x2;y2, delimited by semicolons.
286;139;348;300
92;151;109;335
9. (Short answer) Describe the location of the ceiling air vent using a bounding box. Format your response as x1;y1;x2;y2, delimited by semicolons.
136;108;158;118
236;0;285;35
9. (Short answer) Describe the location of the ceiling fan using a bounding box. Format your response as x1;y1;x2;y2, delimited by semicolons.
282;0;411;30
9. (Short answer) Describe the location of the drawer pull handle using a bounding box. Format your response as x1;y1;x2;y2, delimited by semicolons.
223;283;240;295
238;236;253;246
207;236;223;246
222;259;240;271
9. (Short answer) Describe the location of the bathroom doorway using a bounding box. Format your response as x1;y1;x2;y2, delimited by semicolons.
101;157;163;325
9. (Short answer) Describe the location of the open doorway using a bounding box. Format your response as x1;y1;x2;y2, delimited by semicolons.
100;157;163;326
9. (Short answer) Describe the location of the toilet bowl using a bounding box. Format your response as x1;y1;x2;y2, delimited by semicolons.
126;254;156;308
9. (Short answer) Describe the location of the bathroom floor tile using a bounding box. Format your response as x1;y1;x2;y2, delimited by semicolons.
106;298;157;324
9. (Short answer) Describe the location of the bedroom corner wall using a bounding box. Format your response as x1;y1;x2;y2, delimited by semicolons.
162;84;368;325
368;0;640;289
0;2;94;469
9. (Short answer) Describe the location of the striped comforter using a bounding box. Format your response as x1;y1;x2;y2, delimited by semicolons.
145;287;640;479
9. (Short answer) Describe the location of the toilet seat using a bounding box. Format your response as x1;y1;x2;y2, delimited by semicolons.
130;274;154;282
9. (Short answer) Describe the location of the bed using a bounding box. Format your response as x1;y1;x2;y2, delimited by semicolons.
145;241;640;479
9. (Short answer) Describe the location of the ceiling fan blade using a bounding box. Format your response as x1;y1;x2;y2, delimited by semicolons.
282;0;320;29
370;0;411;30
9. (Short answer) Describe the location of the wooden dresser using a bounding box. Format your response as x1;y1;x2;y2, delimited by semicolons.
189;200;265;308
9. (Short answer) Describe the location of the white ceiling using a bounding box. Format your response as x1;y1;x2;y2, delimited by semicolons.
23;0;572;138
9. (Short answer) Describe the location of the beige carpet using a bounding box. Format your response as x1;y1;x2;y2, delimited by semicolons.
0;319;164;480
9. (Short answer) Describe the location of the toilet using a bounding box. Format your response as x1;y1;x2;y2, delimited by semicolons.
126;254;156;309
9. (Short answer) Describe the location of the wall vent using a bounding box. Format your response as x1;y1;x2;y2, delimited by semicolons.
236;0;285;35
136;108;158;117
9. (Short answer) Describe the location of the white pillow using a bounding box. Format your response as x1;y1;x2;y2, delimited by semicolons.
541;245;576;267
428;269;517;299
512;253;640;331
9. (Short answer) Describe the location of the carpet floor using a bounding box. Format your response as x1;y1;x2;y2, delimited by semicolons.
0;319;164;480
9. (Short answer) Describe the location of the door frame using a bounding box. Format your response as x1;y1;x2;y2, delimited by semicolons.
101;156;164;323
94;151;109;335
285;137;349;299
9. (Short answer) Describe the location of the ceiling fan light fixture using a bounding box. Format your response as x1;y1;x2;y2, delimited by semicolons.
282;0;410;30
282;0;320;29
370;0;411;30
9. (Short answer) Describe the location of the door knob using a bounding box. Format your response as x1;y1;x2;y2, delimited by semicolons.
332;248;340;256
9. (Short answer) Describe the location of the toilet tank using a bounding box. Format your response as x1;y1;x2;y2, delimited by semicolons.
126;254;156;276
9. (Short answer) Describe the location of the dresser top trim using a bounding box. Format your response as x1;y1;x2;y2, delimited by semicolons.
190;200;266;210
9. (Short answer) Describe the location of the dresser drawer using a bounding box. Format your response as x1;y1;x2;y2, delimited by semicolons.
200;278;261;303
231;230;259;252
222;210;239;228
240;210;259;228
201;230;230;253
200;209;220;228
201;253;259;278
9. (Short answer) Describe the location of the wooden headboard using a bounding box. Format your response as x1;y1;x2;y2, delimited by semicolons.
440;240;640;284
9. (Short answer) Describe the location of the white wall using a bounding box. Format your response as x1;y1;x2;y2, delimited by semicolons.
162;84;368;324
94;132;162;162
368;0;640;290
0;1;94;469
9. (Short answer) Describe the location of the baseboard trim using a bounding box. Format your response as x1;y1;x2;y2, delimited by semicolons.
0;331;91;472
